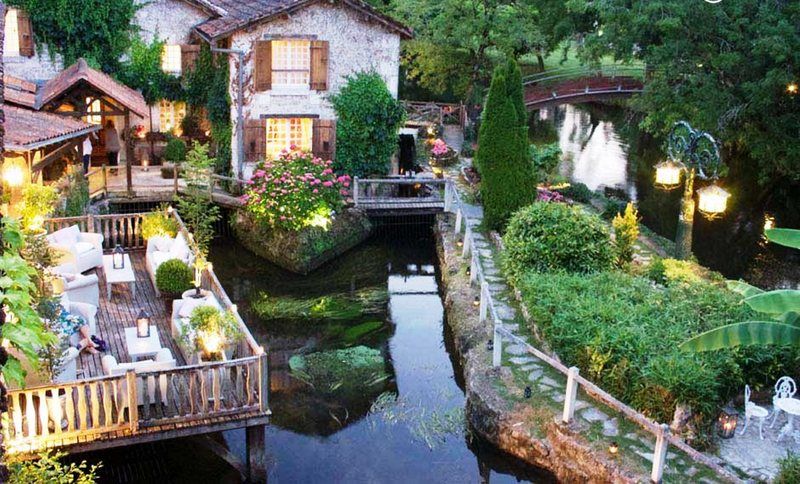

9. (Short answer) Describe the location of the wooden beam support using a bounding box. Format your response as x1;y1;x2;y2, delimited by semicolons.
124;109;133;196
246;424;266;483
30;138;82;172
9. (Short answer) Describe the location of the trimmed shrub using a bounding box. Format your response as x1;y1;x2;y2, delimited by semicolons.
141;208;179;240
155;258;193;296
164;136;187;163
557;182;594;203
776;452;800;484
502;202;614;281
331;71;406;177
647;257;718;287
476;62;536;230
612;202;639;267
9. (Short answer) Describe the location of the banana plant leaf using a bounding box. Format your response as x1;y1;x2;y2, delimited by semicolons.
778;311;800;326
766;228;800;250
744;289;800;315
680;321;800;352
726;280;764;298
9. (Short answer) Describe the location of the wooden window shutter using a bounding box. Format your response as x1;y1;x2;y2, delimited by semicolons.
244;118;267;162
17;10;34;58
181;45;201;74
312;119;336;161
309;41;329;91
254;41;272;92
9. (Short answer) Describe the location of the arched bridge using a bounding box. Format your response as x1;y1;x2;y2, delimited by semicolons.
524;65;645;109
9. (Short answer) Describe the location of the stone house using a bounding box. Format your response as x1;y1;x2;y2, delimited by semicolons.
2;0;411;175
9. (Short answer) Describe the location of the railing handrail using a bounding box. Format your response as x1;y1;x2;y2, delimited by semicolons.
355;177;449;185
523;64;646;85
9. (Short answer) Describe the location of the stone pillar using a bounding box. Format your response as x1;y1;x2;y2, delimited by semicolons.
246;424;266;482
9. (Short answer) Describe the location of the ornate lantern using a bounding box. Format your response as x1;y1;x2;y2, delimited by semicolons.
136;310;151;338
654;159;684;189
717;405;738;439
112;245;125;269
697;183;730;219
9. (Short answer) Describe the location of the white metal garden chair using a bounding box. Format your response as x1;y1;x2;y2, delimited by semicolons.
770;376;797;428
740;385;769;439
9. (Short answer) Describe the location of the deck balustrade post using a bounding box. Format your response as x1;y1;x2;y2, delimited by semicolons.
246;424;266;482
455;209;463;234
443;182;452;213
173;164;179;195
470;253;478;285
562;366;580;423
126;370;138;433
102;165;108;195
479;282;489;323
86;214;94;233
492;323;502;367
207;170;214;199
353;177;360;207
651;424;670;483
258;352;269;413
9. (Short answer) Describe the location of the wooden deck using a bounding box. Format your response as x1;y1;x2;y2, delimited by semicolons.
79;251;186;378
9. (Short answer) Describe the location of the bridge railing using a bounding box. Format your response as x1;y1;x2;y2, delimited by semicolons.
401;101;467;129
352;177;449;210
523;64;646;86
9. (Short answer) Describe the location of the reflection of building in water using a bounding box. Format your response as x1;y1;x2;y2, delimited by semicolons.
543;104;638;200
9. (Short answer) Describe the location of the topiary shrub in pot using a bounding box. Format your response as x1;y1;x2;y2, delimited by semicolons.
502;202;614;283
155;258;194;298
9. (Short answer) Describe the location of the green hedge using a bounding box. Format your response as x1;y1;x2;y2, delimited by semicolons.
517;270;800;422
502;202;614;282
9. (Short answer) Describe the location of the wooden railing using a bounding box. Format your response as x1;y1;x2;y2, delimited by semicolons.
401;101;467;128
45;213;148;250
352;177;448;211
443;180;741;483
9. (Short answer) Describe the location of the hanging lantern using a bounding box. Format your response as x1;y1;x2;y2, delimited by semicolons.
2;157;27;187
136;310;151;338
697;183;730;219
609;442;619;457
654;159;684;189
112;245;125;269
717;405;738;439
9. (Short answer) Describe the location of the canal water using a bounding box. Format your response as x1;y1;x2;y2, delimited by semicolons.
207;223;551;483
532;103;800;289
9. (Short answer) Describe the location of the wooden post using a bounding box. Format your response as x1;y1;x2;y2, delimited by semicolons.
86;213;94;233
102;165;108;195
207;170;214;199
173;163;179;195
651;424;670;483
258;352;269;413
479;281;489;323
353;177;360;206
443;181;452;213
562;366;580;424
469;253;478;285
126;370;138;433
246;424;266;483
455;209;463;234
492;323;502;367
124;109;134;196
462;227;471;258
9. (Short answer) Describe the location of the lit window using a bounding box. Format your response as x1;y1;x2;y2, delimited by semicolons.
4;9;20;57
159;100;187;135
85;98;102;125
266;118;313;160
272;40;310;86
162;45;182;75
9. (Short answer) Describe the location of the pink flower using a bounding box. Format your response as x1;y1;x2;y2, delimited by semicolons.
323;181;333;187
343;182;350;188
313;189;319;194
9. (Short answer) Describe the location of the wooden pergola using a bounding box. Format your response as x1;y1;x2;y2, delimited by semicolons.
36;59;148;194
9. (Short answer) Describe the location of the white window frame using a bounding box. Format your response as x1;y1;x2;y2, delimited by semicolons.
265;118;313;160
271;40;311;89
85;98;103;125
159;100;187;135
161;44;182;76
4;8;21;58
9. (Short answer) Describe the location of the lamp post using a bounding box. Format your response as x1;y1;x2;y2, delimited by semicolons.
653;121;729;260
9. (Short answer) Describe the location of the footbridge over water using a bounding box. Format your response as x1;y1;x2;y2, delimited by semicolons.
524;65;646;109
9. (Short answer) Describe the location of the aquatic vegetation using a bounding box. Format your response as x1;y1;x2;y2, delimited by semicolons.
368;392;466;450
289;346;390;394
251;288;388;322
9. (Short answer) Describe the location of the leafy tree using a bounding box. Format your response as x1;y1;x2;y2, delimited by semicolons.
118;37;182;105
476;64;536;229
7;0;139;72
331;71;405;177
578;0;800;183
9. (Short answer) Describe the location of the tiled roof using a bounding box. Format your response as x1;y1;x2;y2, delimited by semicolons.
194;0;412;40
4;105;100;150
4;74;38;109
38;59;148;117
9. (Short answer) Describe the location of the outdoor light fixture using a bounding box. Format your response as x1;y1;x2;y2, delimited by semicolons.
136;310;151;338
524;386;532;399
696;183;730;219
764;214;775;232
654;159;684;189
787;82;798;95
609;442;619;456
473;296;480;307
142;159;150;172
487;339;493;351
2;158;26;187
466;267;471;276
717;406;738;439
456;240;463;248
112;245;125;269
202;331;223;354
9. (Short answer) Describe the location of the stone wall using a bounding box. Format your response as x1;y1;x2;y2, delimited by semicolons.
228;1;401;171
134;0;207;45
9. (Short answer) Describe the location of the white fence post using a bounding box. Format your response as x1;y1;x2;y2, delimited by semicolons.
462;227;471;258
479;281;489;323
353;177;360;207
492;323;502;367
443;181;452;213
469;253;478;285
562;366;580;423
651;423;670;483
455;209;463;234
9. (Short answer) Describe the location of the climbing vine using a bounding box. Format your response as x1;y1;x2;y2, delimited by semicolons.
7;0;139;72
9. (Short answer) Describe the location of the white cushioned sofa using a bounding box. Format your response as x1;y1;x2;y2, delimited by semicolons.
102;348;177;409
146;233;194;295
46;225;104;274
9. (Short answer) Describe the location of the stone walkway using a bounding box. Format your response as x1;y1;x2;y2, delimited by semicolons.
443;125;464;153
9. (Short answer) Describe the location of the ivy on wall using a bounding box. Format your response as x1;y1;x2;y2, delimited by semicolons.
7;0;139;72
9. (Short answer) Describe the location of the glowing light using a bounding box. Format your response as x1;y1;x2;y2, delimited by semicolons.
787;83;799;95
764;214;775;232
167;205;174;214
201;331;223;354
2;159;26;187
473;296;480;307
30;215;44;231
654;159;683;189
609;442;619;456
697;183;730;219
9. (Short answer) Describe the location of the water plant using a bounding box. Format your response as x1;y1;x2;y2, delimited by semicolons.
251;288;388;322
289;346;390;394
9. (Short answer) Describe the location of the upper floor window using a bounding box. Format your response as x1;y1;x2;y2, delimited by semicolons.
162;44;182;75
4;8;33;58
85;98;103;125
271;40;310;87
159;100;187;135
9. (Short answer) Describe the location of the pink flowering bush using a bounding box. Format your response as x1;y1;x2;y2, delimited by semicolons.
241;148;351;231
431;139;449;157
429;138;457;167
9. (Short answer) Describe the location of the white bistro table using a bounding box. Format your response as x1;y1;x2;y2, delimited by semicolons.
102;254;135;300
774;397;800;443
124;326;162;361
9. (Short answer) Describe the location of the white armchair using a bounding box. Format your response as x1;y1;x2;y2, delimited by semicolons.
47;225;104;274
102;349;177;410
52;263;100;307
54;347;81;384
146;233;194;295
60;293;97;347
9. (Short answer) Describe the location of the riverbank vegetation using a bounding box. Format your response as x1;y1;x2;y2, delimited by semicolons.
251;288;388;322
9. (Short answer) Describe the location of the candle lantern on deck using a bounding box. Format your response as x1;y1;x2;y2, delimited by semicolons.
112;245;125;269
717;405;738;439
136;310;151;338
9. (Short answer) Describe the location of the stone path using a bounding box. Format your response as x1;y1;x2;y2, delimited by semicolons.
443;125;464;153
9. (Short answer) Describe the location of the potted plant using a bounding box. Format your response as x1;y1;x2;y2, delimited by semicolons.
161;136;187;179
181;305;242;362
155;258;194;300
141;205;179;243
18;184;59;234
429;138;457;173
